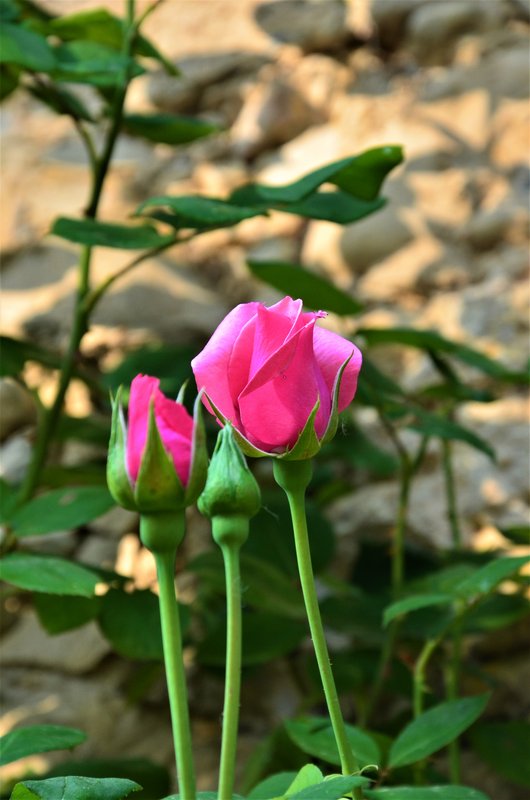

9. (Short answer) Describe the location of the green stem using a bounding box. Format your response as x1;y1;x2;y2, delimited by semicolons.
445;624;462;782
392;459;411;597
274;460;362;795
442;437;462;550
154;548;196;800
218;542;243;800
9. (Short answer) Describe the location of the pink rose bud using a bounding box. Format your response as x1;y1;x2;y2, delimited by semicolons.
191;296;362;459
107;375;207;513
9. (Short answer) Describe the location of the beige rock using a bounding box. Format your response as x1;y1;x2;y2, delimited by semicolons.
491;99;530;170
0;434;32;486
255;0;349;51
231;76;321;159
406;0;507;65
0;379;36;442
340;206;415;274
1;612;111;674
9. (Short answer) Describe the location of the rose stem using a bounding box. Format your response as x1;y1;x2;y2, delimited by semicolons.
217;531;244;800
152;531;196;800
273;459;363;797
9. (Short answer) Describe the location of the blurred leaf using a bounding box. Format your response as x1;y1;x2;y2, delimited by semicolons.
470;721;530;788
46;8;178;75
271;191;385;224
321;591;386;644
198;611;307;666
0;22;55;70
51;217;174;249
247;493;335;577
365;788;490;800
41;464;108;489
418;382;494;403
325;422;399;477
0;725;86;766
388;694;490;768
102;343;195;398
27;81;94;121
44;758;170;800
247;772;298;800
356;356;406;404
285;717;380;768
98;588;183;661
0;335;62;375
0;552;100;596
54;415;110;446
0;478;18;523
455;555;530;601
498;524;530;545
390;405;495;460
247;260;363;316
11;777;141;800
9;486;115;536
0;0;19;23
358;327;528;383
34;593;102;634
231;146;403;205
0;62;19;99
383;593;453;627
51;41;145;87
462;593;530;633
123;113;219;145
137;195;264;229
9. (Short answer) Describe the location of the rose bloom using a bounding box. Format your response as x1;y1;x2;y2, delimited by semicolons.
127;374;193;486
191;296;362;455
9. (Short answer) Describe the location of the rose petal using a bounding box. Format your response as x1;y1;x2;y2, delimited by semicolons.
191;302;260;422
313;326;362;411
153;391;194;486
127;374;157;482
238;320;325;451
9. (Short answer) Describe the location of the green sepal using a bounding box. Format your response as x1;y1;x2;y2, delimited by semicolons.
198;423;261;520
279;397;322;461
134;400;185;513
183;391;208;506
203;393;272;459
320;353;353;446
106;387;136;510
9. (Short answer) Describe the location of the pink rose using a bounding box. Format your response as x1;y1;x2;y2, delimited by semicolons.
191;296;362;456
127;374;193;486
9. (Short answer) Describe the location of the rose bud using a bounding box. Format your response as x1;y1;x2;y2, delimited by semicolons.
191;296;362;460
107;374;207;515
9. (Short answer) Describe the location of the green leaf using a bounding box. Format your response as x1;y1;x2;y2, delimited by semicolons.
43;759;170;800
27;82;94;122
0;725;86;766
9;486;115;536
123;113;219;145
0;553;101;597
247;772;298;800
285;717;380;768
51;217;174;249
54;415;110;446
51;41;144;88
499;524;530;545
247;260;363;316
46;8;177;75
136;195;264;229
34;594;102;634
358;327;527;383
455;555;530;600
98;588;172;661
102;343;195;396
470;721;530;788
389;405;495;460
11;777;141;800
0;22;55;70
288;775;370;800
285;765;324;796
198;611;307;667
0;62;19;100
0;335;61;375
271;191;385;224
383;593;453;626
388;694;490;768
231;146;403;205
0;0;19;24
365;787;490;800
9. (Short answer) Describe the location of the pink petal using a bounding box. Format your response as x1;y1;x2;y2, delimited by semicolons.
238;320;327;451
313;326;363;411
191;302;260;423
126;374;194;486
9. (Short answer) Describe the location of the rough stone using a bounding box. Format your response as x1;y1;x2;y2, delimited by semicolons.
0;379;36;442
1;612;111;674
406;0;507;65
371;0;428;51
231;75;321;159
491;99;530;170
0;434;32;486
255;0;349;51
